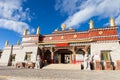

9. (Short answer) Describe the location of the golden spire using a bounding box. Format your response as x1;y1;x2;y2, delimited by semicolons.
23;29;28;35
36;26;40;34
54;28;58;31
110;17;116;27
69;27;73;30
89;20;94;29
17;40;20;45
5;40;9;46
61;24;66;31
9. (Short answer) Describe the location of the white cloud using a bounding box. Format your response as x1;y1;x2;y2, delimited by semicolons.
55;0;81;15
115;15;120;25
31;28;35;33
55;0;120;28
0;19;29;34
0;0;33;34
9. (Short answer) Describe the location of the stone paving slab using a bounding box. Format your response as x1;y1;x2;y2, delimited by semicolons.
43;64;81;70
0;67;120;80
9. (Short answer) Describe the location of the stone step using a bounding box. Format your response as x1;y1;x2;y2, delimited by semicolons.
42;64;81;70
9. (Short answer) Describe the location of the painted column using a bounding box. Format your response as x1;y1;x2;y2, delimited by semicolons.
73;53;76;64
72;46;76;64
41;53;44;63
70;54;72;64
50;47;54;64
41;49;45;63
51;52;54;63
58;54;61;63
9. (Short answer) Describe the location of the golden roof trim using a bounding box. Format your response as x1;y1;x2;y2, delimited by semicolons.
38;39;93;45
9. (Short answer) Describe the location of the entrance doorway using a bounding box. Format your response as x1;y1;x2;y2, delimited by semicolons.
54;49;72;64
76;49;85;62
61;53;70;64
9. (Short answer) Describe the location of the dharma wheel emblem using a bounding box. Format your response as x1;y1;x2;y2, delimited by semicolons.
74;34;77;38
49;37;52;40
61;36;64;39
99;31;103;35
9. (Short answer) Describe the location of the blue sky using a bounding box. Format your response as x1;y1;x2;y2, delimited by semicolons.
0;0;120;49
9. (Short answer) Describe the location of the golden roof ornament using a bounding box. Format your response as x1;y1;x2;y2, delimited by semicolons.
5;40;9;46
17;40;20;45
23;29;28;35
54;28;58;31
110;17;116;27
89;20;94;29
36;26;40;34
61;24;66;31
69;27;73;30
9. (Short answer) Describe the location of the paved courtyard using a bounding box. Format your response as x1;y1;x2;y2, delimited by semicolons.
0;66;120;80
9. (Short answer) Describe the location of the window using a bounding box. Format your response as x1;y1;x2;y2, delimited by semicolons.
12;54;16;61
101;50;110;61
25;52;32;61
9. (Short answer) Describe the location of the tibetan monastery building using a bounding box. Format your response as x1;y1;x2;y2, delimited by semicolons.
0;18;120;68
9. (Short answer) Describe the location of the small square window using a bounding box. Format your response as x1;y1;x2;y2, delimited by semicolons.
25;52;32;61
101;50;111;61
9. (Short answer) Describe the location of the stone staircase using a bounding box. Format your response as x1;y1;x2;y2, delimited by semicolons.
42;64;81;70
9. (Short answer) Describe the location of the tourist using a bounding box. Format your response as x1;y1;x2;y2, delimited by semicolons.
90;55;94;70
35;55;41;69
84;54;90;70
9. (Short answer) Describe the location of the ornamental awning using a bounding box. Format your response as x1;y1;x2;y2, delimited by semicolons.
55;43;69;47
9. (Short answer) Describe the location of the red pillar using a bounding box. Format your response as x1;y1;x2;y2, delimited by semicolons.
73;55;76;64
51;52;54;64
41;53;44;63
51;59;54;63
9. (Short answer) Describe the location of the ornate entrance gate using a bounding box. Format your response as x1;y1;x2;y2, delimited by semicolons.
54;49;72;64
39;45;90;64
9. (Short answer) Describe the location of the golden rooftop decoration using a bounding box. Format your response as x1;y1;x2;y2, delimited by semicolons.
17;40;20;45
89;20;94;29
38;38;93;45
74;34;77;38
61;24;66;31
69;27;73;30
5;40;9;46
36;26;40;34
23;29;28;35
110;17;116;27
54;28;58;31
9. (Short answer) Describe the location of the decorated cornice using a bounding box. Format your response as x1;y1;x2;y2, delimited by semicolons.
90;35;118;38
89;26;118;31
38;38;93;45
22;34;42;38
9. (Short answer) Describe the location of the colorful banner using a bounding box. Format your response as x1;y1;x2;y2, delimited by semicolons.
55;43;69;47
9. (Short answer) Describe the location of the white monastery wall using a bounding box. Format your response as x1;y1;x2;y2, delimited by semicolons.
0;44;38;66
91;41;120;64
13;45;38;63
0;46;12;66
22;45;38;62
12;45;25;63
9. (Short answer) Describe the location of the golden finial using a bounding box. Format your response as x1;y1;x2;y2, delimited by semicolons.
110;17;116;27
36;26;40;34
54;28;58;31
5;40;9;46
23;29;28;35
61;24;66;31
89;20;94;29
17;40;20;45
69;27;73;30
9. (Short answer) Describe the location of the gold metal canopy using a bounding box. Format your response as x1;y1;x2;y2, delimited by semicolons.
17;40;20;45
5;40;9;46
89;20;94;29
23;29;28;35
61;24;66;31
110;17;116;27
36;26;40;34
